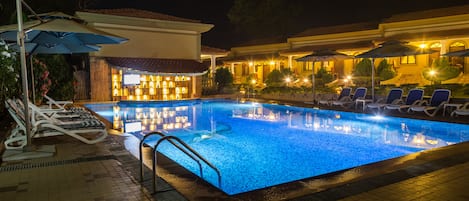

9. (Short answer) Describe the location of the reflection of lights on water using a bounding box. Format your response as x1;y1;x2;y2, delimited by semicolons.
412;133;425;145
313;122;320;129
370;115;385;120
343;125;351;133
426;139;438;145
335;114;341;119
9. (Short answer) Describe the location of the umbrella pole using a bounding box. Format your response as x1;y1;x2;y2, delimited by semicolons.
17;0;34;150
371;58;375;101
29;55;36;103
312;61;316;104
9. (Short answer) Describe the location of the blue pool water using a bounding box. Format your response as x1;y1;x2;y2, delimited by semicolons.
86;99;469;195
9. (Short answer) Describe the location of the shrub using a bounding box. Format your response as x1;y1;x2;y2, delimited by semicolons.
422;57;461;84
377;60;396;81
354;58;372;76
0;41;20;112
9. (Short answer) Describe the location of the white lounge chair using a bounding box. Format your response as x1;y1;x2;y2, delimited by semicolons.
4;99;108;150
409;89;451;117
451;102;469;117
385;89;424;113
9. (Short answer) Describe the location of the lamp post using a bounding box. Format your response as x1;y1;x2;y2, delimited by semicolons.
285;77;291;87
251;79;256;98
429;70;437;87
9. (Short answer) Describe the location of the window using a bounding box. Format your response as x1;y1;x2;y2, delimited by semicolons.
400;55;416;64
449;41;465;68
303;62;313;71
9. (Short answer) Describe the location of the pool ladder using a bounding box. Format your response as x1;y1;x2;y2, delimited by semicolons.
139;131;222;193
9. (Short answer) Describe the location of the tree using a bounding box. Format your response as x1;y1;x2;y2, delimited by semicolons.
215;67;233;92
227;0;306;39
354;58;372;76
265;69;283;86
377;59;396;81
315;67;333;86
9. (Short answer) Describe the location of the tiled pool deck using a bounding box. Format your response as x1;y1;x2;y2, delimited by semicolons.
1;100;468;201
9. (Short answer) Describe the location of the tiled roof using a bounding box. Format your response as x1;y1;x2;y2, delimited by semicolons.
220;52;286;63
383;4;469;23
83;8;200;23
385;28;469;41
201;45;229;55
105;57;208;74
280;41;374;54
292;22;380;38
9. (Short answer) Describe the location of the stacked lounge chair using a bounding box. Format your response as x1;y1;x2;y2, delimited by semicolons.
3;98;107;150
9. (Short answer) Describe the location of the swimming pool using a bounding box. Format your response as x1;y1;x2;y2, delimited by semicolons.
86;99;469;195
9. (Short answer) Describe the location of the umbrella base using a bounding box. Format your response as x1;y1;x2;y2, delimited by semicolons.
2;145;55;162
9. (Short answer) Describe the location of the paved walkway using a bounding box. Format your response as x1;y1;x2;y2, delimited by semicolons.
0;134;185;201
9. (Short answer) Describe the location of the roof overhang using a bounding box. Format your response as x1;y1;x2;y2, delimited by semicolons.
105;57;208;76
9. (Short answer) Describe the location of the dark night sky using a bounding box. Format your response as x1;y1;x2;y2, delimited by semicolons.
92;0;469;49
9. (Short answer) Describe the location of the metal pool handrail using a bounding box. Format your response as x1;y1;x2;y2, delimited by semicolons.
139;132;202;183
139;131;222;193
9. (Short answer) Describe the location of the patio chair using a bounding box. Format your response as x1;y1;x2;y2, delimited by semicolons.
408;89;451;117
317;87;352;106
3;99;107;150
331;87;367;108
366;88;403;111
451;102;469;117
385;89;424;113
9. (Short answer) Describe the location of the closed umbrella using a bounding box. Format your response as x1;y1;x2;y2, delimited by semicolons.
356;40;435;100
296;49;352;103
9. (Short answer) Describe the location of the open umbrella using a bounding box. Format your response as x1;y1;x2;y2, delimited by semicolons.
0;15;127;46
296;49;352;103
356;40;435;100
443;49;469;57
2;2;128;152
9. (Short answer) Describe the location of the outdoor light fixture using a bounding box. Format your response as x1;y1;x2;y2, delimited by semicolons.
303;78;309;83
285;77;291;83
251;79;256;84
429;70;437;76
270;61;275;65
419;43;428;49
249;62;253;66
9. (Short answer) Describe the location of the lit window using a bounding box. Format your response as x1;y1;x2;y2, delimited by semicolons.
400;55;416;64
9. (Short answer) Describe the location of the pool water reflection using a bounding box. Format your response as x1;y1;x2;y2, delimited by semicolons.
86;99;469;195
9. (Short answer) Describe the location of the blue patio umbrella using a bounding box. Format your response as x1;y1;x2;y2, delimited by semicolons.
1;3;128;151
